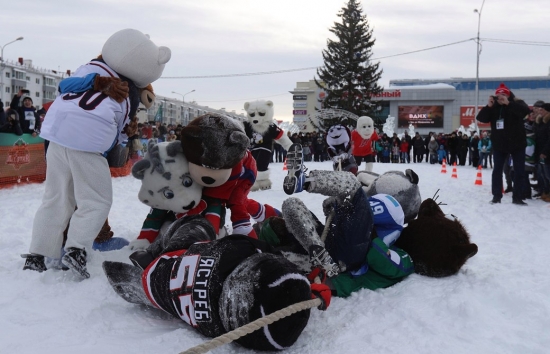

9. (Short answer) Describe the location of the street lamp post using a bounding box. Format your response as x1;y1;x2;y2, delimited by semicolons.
474;0;485;133
172;89;195;103
0;36;24;103
172;90;195;125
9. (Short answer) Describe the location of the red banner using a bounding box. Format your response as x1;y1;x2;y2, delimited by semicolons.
460;106;490;128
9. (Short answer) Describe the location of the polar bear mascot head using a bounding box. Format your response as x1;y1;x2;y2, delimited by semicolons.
356;116;375;140
244;100;275;134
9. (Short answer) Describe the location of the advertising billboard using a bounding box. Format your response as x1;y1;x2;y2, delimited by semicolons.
460;106;490;129
293;95;307;100
293;110;307;115
398;105;444;128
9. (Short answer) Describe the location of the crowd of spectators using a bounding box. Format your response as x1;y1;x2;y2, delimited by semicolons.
3;90;548;206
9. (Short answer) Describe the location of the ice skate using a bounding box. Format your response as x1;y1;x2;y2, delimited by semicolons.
21;253;47;272
283;143;310;195
308;244;340;278
62;247;90;279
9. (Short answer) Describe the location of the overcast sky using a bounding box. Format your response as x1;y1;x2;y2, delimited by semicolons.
2;0;549;121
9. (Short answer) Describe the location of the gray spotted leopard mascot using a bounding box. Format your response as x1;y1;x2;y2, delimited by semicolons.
243;100;293;191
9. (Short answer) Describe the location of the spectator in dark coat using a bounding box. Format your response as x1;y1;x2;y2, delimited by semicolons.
0;108;23;135
476;83;531;205
470;133;480;167
10;90;40;136
447;132;459;165
458;134;470;166
534;104;550;202
424;132;434;162
403;131;412;161
0;100;6;125
412;133;425;163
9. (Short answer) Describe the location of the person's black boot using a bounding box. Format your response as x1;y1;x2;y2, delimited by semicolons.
490;197;501;204
512;198;527;206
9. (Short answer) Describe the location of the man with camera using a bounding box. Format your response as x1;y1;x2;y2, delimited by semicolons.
10;89;40;136
476;83;531;205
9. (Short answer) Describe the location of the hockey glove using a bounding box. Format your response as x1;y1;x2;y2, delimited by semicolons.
310;283;332;311
93;76;129;103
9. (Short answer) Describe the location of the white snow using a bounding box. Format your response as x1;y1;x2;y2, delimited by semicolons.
388;83;456;89
1;160;549;354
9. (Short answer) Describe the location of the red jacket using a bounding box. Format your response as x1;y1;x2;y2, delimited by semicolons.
351;130;378;156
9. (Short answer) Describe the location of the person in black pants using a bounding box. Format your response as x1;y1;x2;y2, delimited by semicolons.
476;83;530;205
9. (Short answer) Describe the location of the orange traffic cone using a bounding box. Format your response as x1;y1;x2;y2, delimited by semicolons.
451;162;458;179
474;165;483;185
283;158;287;171
441;158;447;173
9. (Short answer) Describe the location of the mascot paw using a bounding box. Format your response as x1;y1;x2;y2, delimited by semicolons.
93;76;129;103
258;179;272;190
128;238;151;251
251;182;261;192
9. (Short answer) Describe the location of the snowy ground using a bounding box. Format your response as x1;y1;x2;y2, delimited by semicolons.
1;160;549;354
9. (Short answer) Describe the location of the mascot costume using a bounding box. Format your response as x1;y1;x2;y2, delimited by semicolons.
325;124;357;174
180;113;281;238
394;196;478;277
22;28;170;278
351;116;379;172
277;143;477;295
243;100;293;191
103;231;330;351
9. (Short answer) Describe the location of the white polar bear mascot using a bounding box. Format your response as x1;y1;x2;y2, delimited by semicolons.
351;116;379;172
243;100;293;191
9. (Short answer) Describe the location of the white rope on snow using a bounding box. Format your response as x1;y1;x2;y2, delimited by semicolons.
179;298;321;354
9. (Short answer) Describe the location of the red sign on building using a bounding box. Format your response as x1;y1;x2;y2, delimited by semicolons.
460;106;490;128
373;90;401;98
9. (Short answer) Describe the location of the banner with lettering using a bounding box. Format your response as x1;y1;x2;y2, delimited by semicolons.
398;106;444;128
0;133;46;188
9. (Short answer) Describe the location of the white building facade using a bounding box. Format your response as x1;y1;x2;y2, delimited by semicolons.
292;75;550;134
0;58;65;107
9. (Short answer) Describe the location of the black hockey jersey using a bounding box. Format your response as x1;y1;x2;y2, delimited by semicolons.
142;236;272;338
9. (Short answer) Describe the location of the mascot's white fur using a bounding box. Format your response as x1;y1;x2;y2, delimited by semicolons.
129;140;203;249
356;169;421;223
243;100;292;191
351;116;378;172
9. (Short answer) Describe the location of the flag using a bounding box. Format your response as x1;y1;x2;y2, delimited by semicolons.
154;106;163;122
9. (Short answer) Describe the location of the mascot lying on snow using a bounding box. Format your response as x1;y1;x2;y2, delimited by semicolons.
104;230;329;351
394;197;479;277
243;100;293;191
278;143;477;295
104;141;330;351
